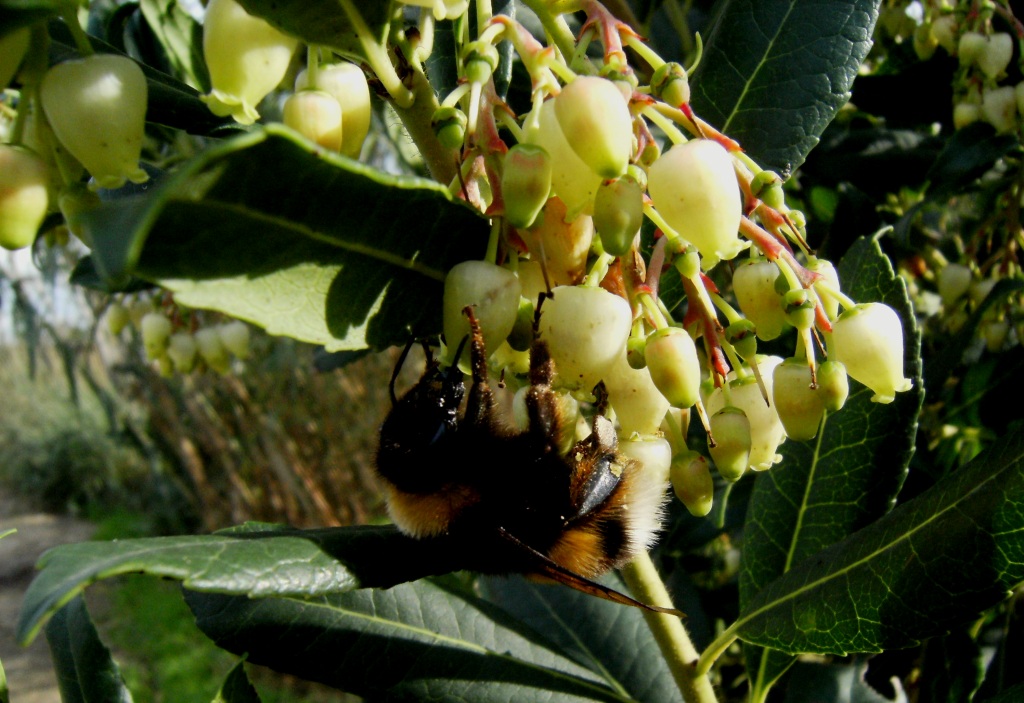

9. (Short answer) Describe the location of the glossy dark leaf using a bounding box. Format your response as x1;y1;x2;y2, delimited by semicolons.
742;235;924;696
17;524;465;646
735;429;1024;655
187;579;634;702
923;278;1024;394
214;661;262;703
237;0;393;55
76;126;489;350
480;574;677;701
925;123;1020;200
690;0;880;175
44;597;133;703
781;659;900;703
918;629;984;703
0;0;59;36
138;0;210;93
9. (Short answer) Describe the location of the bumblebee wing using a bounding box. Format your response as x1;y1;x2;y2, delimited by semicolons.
496;527;684;617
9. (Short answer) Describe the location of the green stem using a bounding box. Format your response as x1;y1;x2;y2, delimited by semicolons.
519;0;578;61
696;622;740;677
338;0;414;107
620;553;719;703
60;1;94;56
390;61;459;185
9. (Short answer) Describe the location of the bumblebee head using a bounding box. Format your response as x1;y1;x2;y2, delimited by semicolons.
377;349;466;490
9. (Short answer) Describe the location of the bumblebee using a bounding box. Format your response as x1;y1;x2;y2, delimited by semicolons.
376;303;675;613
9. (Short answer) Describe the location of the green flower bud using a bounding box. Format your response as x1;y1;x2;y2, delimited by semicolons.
619;436;672;485
517;198;593;286
106;303;130;336
0;145;48;251
831;303;912;404
502;144;552;229
626;335;647;370
772;358;825;441
593;176;643;256
283;89;344;151
296;63;372;158
733;259;787;341
648;139;744;264
708;406;750;482
141;312;173;360
167;332;198;373
528;100;602;216
959;31;987;67
913;23;938;62
195;327;231;373
751;170;785;210
818;360;849;412
954;102;981;130
40;55;149;188
706;355;786;471
432;106;468;150
553;76;633;179
937;263;973;308
218;320;251;359
651;62;690;108
604;349;670;436
807;258;841;321
202;0;298;125
443;261;521;365
932;15;958;54
982;86;1017;134
462;40;499;84
783;288;816;330
644;327;701;409
978;32;1014;78
983;319;1009;352
671;450;713;517
725;319;757;361
539;286;631;391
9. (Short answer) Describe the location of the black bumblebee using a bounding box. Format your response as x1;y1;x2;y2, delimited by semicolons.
376;303;677;613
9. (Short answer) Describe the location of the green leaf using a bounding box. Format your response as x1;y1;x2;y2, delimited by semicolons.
741;235;924;696
690;0;880;175
139;0;210;93
78;126;490;350
187;579;637;702
980;683;1024;703
480;574;677;701
0;654;8;703
734;428;1024;655
237;0;393;55
924;277;1024;397
44;597;133;703
781;659;894;703
17;524;468;646
213;661;262;703
0;0;59;36
925;123;1020;201
917;629;985;703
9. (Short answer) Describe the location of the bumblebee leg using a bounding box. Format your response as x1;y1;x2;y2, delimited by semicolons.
592;380;610;417
525;336;565;455
461;305;499;429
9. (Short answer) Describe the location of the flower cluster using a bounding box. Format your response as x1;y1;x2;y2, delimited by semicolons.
408;2;914;515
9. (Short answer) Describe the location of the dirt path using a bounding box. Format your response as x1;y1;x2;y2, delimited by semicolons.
1;494;95;703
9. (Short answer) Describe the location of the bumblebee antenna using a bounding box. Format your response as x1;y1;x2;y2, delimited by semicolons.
497;527;686;618
389;339;417;405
